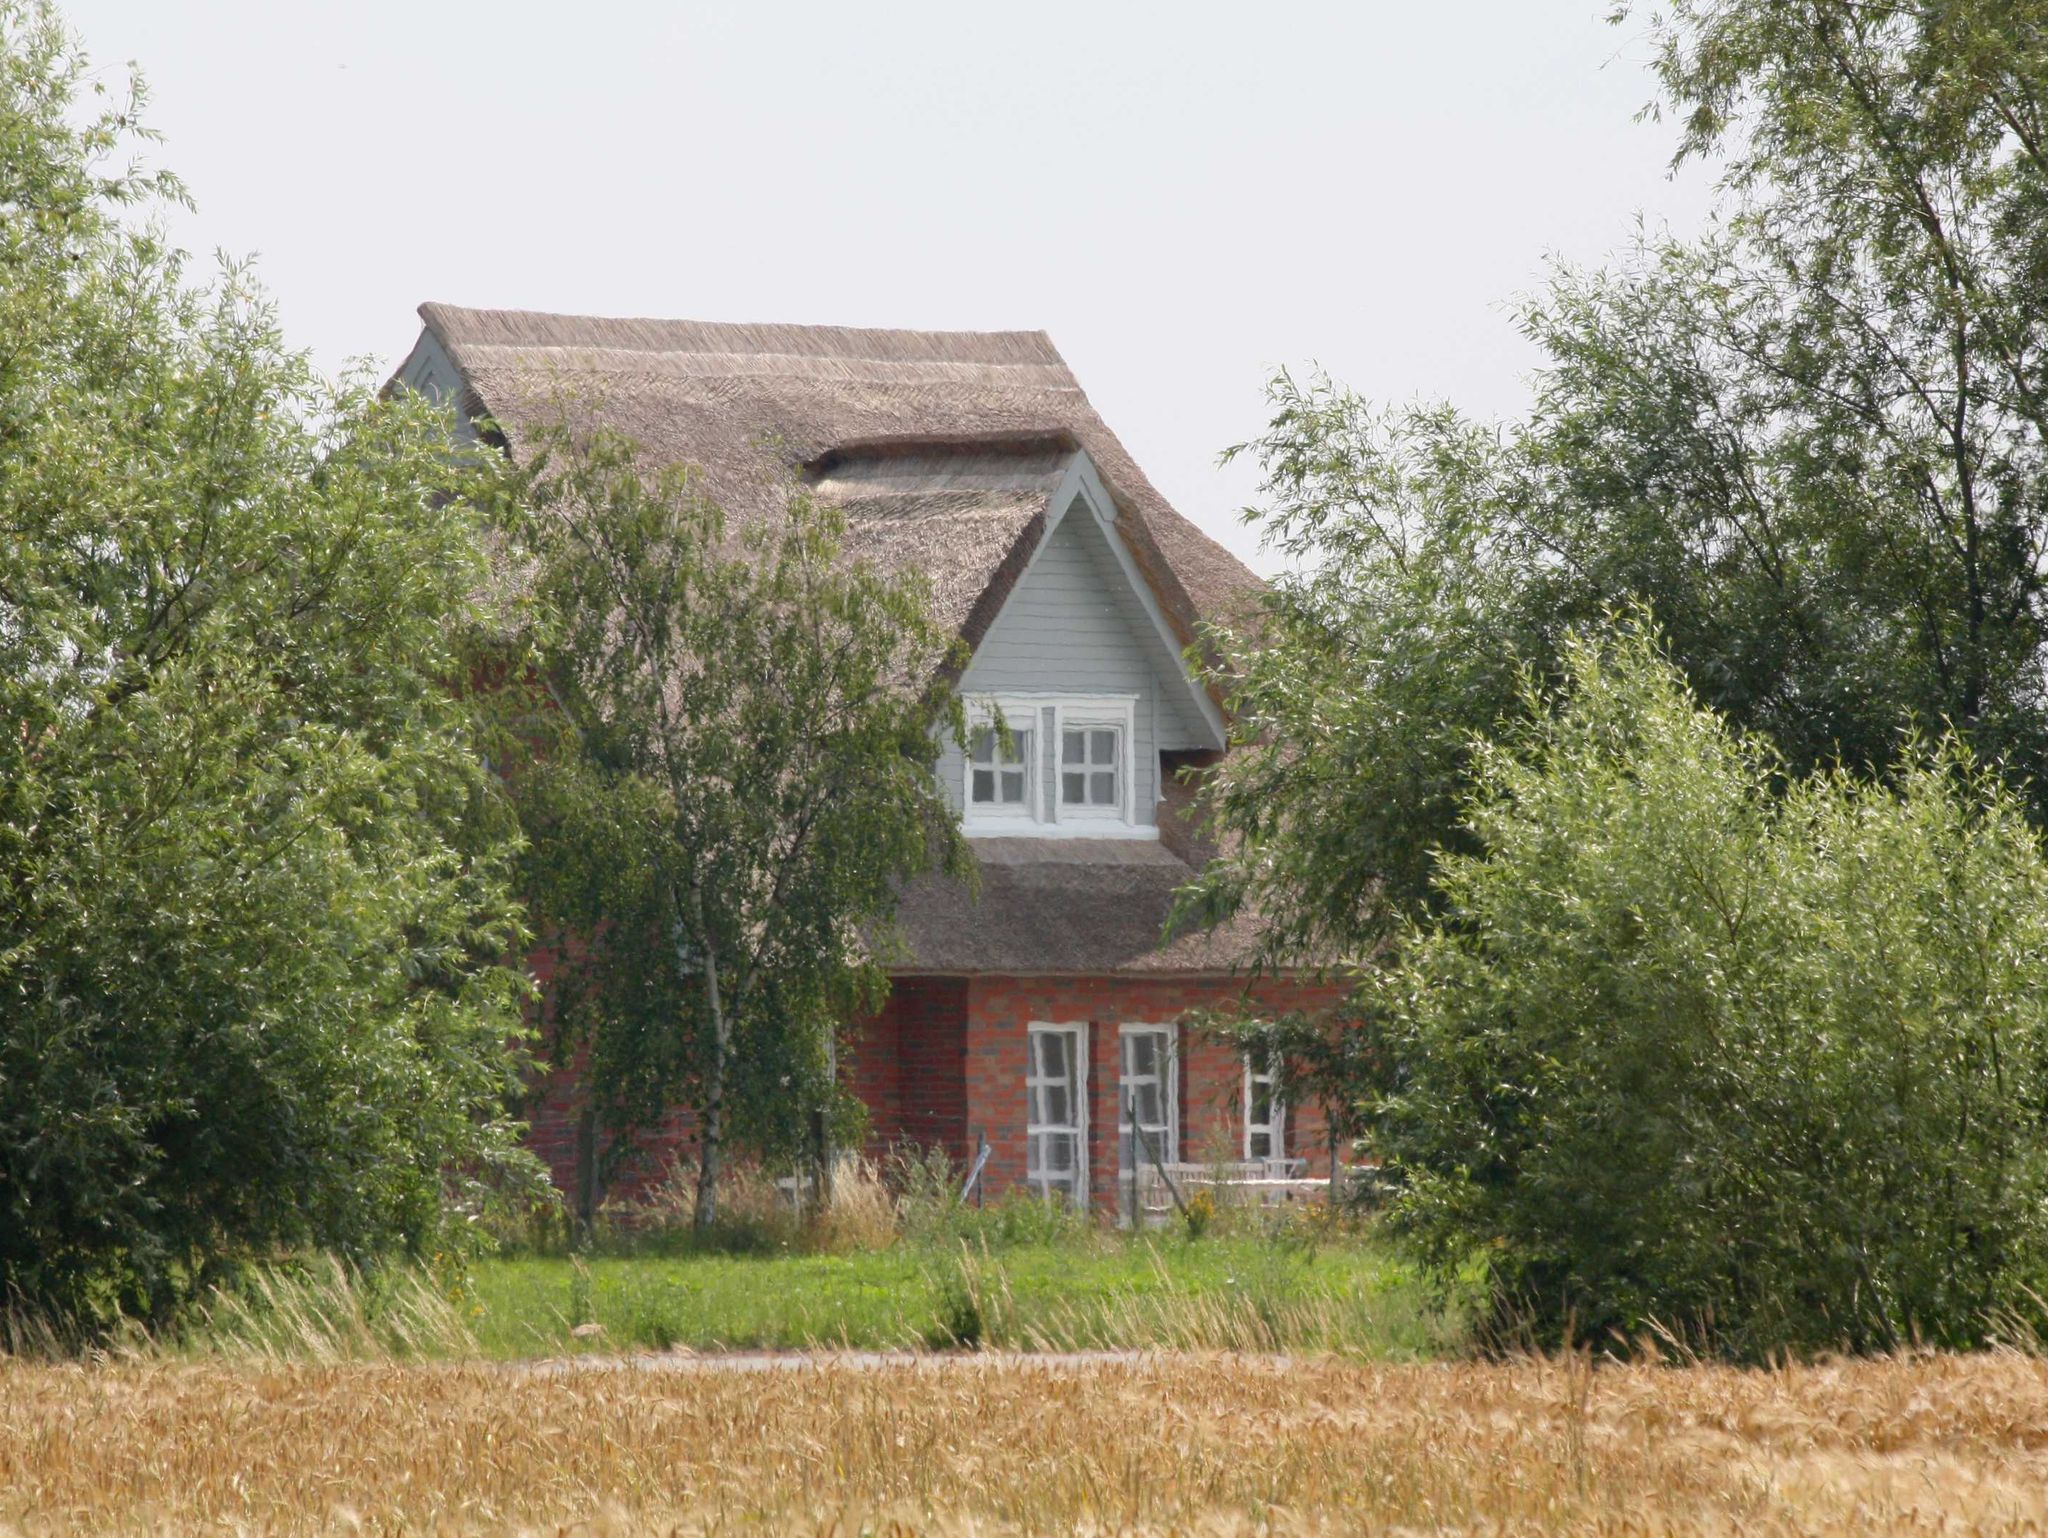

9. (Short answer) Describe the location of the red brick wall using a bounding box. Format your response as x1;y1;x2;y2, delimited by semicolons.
523;965;1346;1217
851;976;970;1161
523;934;696;1210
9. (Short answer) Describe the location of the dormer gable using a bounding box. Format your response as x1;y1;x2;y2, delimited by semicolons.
939;454;1227;839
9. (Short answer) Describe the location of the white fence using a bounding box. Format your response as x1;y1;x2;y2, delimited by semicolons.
1131;1159;1378;1224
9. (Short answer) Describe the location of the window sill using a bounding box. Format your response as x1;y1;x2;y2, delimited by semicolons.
963;822;1160;841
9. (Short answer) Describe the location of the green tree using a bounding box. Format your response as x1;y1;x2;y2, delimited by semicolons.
1374;624;2048;1355
506;425;968;1230
0;3;537;1329
1184;0;2048;961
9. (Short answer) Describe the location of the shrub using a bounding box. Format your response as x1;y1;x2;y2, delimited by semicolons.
887;1142;968;1243
0;5;539;1332
1374;624;2048;1356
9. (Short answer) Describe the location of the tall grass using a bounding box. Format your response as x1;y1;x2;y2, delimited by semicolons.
175;1257;479;1363
1;1258;481;1365
563;1150;926;1257
0;1259;480;1366
928;1238;1459;1356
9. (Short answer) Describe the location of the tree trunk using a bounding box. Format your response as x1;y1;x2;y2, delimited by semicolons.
695;1053;724;1230
681;877;732;1232
817;1031;837;1210
574;1101;600;1245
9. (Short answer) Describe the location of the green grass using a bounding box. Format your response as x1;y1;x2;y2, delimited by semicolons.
466;1233;1461;1359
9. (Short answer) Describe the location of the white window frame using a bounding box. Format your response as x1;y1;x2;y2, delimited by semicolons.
1118;1023;1178;1188
1244;1052;1285;1164
962;697;1043;831
1058;708;1132;824
958;693;1151;839
1026;1023;1089;1205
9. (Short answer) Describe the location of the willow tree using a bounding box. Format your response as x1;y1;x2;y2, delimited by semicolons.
0;3;535;1329
507;426;967;1228
1184;0;2048;962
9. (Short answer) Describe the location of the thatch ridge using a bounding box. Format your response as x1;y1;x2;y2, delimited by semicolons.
420;304;1065;367
804;429;1081;476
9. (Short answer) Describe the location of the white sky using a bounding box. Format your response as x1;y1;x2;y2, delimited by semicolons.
62;1;1716;575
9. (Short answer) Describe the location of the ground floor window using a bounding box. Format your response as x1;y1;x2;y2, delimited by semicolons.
1118;1024;1178;1179
1244;1052;1284;1163
1026;1024;1086;1203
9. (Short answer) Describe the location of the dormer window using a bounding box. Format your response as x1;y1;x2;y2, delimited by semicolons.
969;724;1033;810
960;694;1146;837
962;699;1042;831
1061;726;1122;813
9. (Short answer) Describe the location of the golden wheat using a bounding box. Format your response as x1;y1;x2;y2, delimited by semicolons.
3;1350;2047;1534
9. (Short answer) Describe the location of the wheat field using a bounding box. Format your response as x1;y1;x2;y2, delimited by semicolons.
3;1351;2047;1535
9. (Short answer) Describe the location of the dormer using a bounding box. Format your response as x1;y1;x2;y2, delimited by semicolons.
800;434;1226;840
933;454;1227;840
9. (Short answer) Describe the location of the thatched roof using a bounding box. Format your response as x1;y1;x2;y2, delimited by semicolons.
414;305;1263;648
411;303;1279;977
889;836;1266;975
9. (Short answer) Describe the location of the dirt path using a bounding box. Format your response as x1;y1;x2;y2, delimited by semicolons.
516;1346;1247;1373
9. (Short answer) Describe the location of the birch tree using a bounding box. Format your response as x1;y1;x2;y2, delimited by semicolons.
508;426;967;1229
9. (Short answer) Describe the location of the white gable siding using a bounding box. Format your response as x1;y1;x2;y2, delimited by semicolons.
391;328;479;444
938;502;1214;826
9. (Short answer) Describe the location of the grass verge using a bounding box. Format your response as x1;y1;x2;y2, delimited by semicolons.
467;1233;1459;1358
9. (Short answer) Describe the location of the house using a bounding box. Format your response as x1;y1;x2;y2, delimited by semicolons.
389;304;1345;1213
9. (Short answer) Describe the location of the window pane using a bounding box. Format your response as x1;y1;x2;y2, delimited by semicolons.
1034;1079;1063;1125
974;724;1033;771
1091;729;1116;766
971;769;995;803
1135;1082;1162;1126
1250;1081;1273;1123
1041;1085;1069;1126
1127;1033;1156;1076
1063;730;1085;765
1062;771;1085;803
1249;1130;1273;1160
1037;1032;1066;1077
1091;770;1115;804
1000;768;1026;803
1031;1141;1080;1195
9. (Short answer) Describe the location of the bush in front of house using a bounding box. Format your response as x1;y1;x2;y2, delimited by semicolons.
1372;623;2048;1357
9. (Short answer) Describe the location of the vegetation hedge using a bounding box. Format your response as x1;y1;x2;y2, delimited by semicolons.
1374;627;2048;1356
